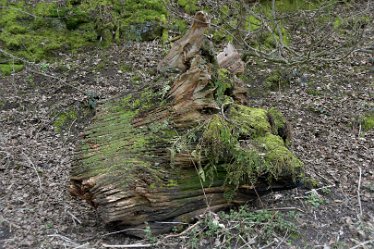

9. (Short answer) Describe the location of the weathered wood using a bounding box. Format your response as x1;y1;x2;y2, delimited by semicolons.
70;11;304;237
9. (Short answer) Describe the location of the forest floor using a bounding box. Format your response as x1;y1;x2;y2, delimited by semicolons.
1;5;374;249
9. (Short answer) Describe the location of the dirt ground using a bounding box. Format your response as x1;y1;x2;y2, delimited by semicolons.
1;5;374;249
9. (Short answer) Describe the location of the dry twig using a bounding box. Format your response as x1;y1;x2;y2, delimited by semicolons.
357;167;363;217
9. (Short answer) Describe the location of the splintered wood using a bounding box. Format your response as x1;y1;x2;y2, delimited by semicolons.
217;43;245;74
157;11;210;73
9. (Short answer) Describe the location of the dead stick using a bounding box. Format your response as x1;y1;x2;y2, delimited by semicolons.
102;243;153;248
357;167;363;217
162;220;202;240
350;239;374;249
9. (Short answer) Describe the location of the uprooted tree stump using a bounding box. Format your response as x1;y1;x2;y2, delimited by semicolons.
69;11;304;237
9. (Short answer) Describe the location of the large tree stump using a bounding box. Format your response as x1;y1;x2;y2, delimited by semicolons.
70;11;304;237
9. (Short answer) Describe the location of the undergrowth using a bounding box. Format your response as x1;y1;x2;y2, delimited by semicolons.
158;208;299;249
0;0;167;66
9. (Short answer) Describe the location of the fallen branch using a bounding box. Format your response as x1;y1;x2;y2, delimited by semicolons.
102;243;153;248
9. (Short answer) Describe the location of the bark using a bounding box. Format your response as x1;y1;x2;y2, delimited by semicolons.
70;11;303;237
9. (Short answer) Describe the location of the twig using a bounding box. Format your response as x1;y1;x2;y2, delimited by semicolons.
102;243;152;248
47;234;81;247
350;239;374;249
305;184;335;194
237;234;255;249
8;7;37;19
162;220;202;240
259;241;275;249
189;153;210;209
275;230;289;249
80;228;146;242
357;167;363;217
21;151;42;189
154;221;189;225
257;207;305;213
72;243;91;249
67;210;82;225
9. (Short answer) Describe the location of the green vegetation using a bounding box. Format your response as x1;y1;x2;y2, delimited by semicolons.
75;88;303;197
184;207;298;248
306;190;326;208
169;103;303;198
0;0;168;66
53;109;78;133
361;112;374;132
177;0;198;14
0;64;24;76
264;70;290;91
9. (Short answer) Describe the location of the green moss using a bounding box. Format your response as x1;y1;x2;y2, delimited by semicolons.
171;19;188;34
200;115;235;165
267;108;286;133
246;15;262;31
215;69;233;105
272;0;321;12
73;88;175;182
189;105;302;195
362;113;374;132
255;133;303;181
264;70;290;91
229;105;271;138
0;0;167;64
53;109;78;133
177;0;198;14
0;64;24;76
306;88;323;96
266;107;290;144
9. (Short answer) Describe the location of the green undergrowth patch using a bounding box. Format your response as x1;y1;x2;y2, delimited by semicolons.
0;63;24;76
0;0;168;65
209;1;292;48
52;101;96;134
53;108;78;134
177;0;198;14
264;69;290;91
178;207;299;248
361;112;374;132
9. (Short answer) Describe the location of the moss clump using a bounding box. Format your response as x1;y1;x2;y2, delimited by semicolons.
188;105;302;196
53;109;78;133
0;64;24;76
177;0;198;14
267;107;291;143
229;105;271;138
362;112;374;132
255;134;303;181
264;70;290;91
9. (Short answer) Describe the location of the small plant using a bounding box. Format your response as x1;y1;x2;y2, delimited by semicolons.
306;190;326;208
144;222;157;245
39;62;49;72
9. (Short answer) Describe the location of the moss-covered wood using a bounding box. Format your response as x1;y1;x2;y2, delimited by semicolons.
70;11;304;237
